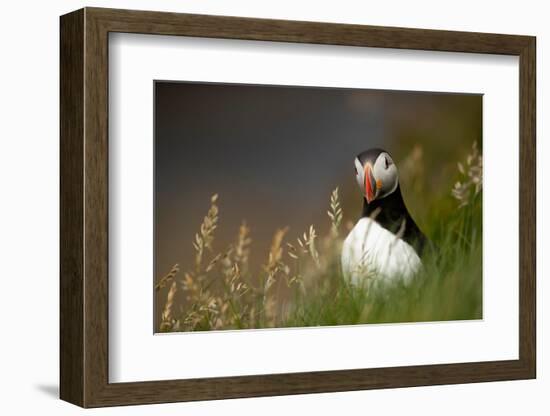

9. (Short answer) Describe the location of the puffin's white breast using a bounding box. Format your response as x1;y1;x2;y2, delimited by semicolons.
341;217;421;286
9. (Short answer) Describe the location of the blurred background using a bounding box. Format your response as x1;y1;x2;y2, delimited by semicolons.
154;81;482;325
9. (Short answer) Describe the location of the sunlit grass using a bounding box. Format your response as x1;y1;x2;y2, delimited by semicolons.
156;143;482;332
284;192;482;327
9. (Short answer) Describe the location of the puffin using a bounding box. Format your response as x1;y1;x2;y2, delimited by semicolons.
341;148;427;286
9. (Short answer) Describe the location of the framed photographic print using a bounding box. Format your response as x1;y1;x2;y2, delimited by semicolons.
60;7;536;407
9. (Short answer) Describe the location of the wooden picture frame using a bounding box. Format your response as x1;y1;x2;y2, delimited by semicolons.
60;7;536;408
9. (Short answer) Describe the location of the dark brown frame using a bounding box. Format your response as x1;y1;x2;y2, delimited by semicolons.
60;7;536;408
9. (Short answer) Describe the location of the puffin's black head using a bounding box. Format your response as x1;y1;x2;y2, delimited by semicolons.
354;148;399;204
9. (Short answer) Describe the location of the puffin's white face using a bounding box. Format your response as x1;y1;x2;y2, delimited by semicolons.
354;152;399;203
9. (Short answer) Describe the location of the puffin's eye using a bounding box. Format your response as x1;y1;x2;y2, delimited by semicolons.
355;167;358;175
384;156;392;169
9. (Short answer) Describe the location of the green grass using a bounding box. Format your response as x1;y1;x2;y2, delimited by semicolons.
156;143;483;332
283;191;482;327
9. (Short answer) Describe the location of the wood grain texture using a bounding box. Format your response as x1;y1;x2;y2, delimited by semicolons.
83;10;110;406
518;37;536;376
89;7;532;54
59;8;84;406
59;7;537;408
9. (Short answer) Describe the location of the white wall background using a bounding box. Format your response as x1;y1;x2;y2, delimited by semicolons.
0;0;545;414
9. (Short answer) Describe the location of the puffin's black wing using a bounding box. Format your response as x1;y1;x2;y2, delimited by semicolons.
361;185;429;257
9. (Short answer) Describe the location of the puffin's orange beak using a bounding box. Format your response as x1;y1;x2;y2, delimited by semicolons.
365;164;376;203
